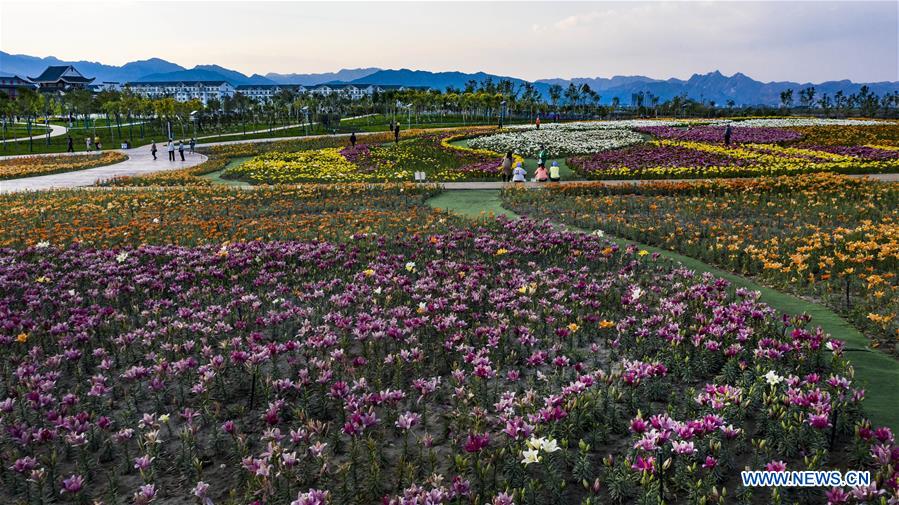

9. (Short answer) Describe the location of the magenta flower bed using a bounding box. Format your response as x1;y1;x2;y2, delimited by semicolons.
637;126;802;144
806;145;899;161
0;218;893;504
570;143;749;177
339;144;371;163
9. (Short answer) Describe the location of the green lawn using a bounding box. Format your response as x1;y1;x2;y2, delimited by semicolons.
199;157;252;187
427;189;899;433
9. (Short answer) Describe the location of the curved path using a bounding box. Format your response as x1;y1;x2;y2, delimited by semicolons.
0;146;207;193
427;189;899;432
7;122;67;140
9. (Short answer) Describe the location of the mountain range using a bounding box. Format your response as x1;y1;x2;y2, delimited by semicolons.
2;51;897;106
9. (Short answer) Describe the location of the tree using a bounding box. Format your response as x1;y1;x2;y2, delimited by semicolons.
799;86;816;109
564;83;580;111
780;89;793;109
548;84;562;110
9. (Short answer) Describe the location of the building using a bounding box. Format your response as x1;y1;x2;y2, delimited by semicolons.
28;65;95;92
234;84;306;102
0;73;36;99
92;81;123;93
125;81;236;105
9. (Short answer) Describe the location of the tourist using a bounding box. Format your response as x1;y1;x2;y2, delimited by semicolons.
535;165;549;182
167;139;175;161
511;162;527;183
501;151;514;182
178;140;185;161
66;136;74;153
394;123;400;144
189;137;196;154
537;145;548;168
549;161;561;182
535;116;541;130
724;124;733;147
85;137;92;152
95;137;102;151
150;140;158;160
350;131;357;148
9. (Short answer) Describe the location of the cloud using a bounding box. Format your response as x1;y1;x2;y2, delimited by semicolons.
553;9;607;30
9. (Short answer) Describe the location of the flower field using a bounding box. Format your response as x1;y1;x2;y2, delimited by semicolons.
502;174;899;352
216;131;515;184
793;125;899;148
0;152;127;180
635;126;802;144
3;209;896;505
569;139;899;179
466;128;643;158
0;184;446;248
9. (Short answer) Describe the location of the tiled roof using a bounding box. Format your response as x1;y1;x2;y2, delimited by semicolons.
29;65;94;84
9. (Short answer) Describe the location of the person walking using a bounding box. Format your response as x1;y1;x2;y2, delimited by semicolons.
511;162;527;183
66;135;74;153
95;137;102;151
350;131;357;148
723;124;733;147
394;123;400;144
150;140;158;160
167;139;175;161
549;161;561;182
189;137;196;154
535;116;541;130
178;140;185;161
501;151;514;182
85;137;92;152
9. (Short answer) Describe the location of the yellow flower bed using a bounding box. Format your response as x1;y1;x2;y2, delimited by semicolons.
223;148;411;183
0;152;127;180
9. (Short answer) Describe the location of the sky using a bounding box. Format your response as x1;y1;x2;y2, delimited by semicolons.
1;0;897;83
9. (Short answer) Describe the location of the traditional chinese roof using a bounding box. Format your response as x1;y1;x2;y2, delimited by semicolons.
29;65;95;84
0;73;34;85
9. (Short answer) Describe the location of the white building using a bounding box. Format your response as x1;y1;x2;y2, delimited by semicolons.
92;81;122;92
234;84;306;102
125;81;236;105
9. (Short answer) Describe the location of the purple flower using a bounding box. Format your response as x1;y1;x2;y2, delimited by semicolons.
463;432;490;453
60;474;85;494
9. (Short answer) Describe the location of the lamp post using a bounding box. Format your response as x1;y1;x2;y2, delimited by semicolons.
301;106;309;136
499;100;507;128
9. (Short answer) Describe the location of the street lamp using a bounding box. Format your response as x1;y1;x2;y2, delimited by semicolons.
499;100;507;128
301;106;310;136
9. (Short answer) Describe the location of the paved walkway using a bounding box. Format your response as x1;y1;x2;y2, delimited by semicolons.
0;147;207;193
8;122;67;140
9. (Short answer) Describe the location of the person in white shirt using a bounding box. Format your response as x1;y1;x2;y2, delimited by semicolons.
511;162;527;183
167;140;175;161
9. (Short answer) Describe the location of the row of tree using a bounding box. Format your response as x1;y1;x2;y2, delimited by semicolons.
778;86;891;118
2;79;897;152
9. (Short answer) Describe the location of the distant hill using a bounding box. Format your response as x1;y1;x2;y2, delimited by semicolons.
0;51;184;82
267;68;381;85
536;75;664;91
589;71;899;106
346;69;553;97
140;66;276;85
